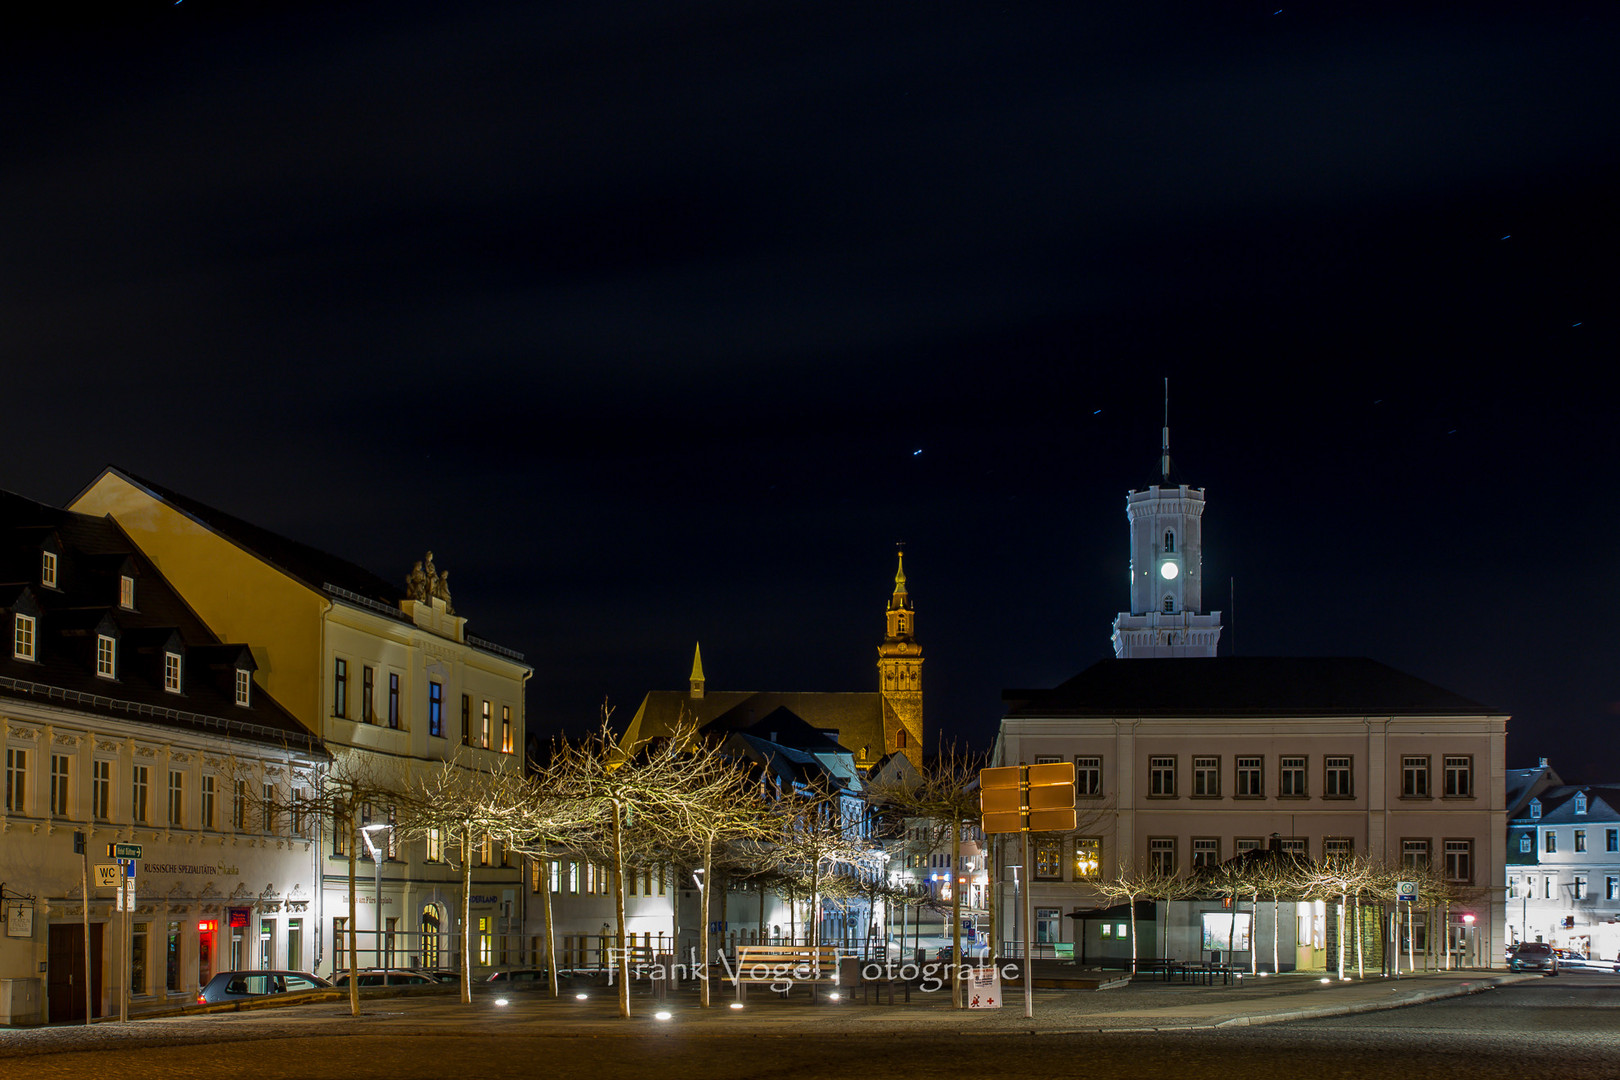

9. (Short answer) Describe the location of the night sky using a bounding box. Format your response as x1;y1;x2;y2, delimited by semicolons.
5;3;1617;778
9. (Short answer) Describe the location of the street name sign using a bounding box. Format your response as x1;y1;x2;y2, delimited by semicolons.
107;843;142;860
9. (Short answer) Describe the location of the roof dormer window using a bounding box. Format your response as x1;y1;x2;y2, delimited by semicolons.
119;575;136;610
41;551;58;589
1575;792;1588;815
164;651;183;694
1529;798;1542;820
13;613;36;661
96;634;118;679
235;668;252;707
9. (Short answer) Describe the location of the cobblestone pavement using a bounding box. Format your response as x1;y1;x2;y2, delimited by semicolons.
0;968;1535;1057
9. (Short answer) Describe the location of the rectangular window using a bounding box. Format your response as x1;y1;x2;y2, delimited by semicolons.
1443;839;1473;884
1192;837;1219;870
1280;756;1306;797
13;613;36;660
41;550;58;587
97;634;117;678
333;659;348;718
388;674;400;729
234;780;248;831
201;775;215;829
1034;839;1062;880
1035;907;1061;945
263;783;275;832
8;747;30;813
1508;876;1519;899
93;760;111;820
1520;833;1532;853
1236;756;1264;797
1234;837;1262;854
1443;756;1473;798
1609;829;1619;853
132;765;148;823
164;652;183;694
501;706;513;754
1545;831;1557;854
131;922;149;996
119;575;135;609
287;918;303;969
1575;829;1587;853
1074;756;1102;796
1401;838;1430;870
362;666;375;723
50;754;70;817
428;682;443;737
1324;837;1353;860
167;770;184;827
1149;837;1176;877
1544;876;1555;900
1073;837;1101;879
1573;875;1587;900
425;827;442;862
1402;756;1430;798
1325;756;1353;797
333;810;349;857
1149;756;1176;797
235;669;251;707
570;862;581;895
481;701;493;749
1192;756;1220;797
1033;754;1062;765
461;695;471;745
479;835;493;866
1607;877;1619;902
1279;837;1307;856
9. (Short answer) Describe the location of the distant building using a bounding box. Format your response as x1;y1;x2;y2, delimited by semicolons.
2;489;322;1025
70;468;531;980
1505;760;1620;960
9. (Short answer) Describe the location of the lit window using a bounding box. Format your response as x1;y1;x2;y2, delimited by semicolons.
1034;839;1061;880
1073;837;1101;878
96;634;117;679
235;669;252;707
164;651;183;694
119;575;135;609
428;682;443;737
481;700;492;748
425;827;443;862
13;613;36;661
41;551;57;588
501;706;513;754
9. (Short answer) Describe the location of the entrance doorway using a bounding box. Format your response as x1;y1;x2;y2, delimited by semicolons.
420;904;442;969
47;922;104;1023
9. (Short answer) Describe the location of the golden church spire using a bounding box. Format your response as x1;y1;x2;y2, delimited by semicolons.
689;641;705;699
877;547;923;765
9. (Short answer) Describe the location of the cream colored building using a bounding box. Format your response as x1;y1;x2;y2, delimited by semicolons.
995;656;1509;970
70;468;532;978
3;488;323;1025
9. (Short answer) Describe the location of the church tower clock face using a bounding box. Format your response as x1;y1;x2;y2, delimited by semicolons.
1159;561;1179;580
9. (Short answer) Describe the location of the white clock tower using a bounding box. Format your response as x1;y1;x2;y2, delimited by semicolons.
1111;385;1223;658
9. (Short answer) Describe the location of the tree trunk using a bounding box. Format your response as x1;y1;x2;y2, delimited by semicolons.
699;839;714;1007
540;851;559;997
810;862;821;948
757;881;766;945
611;801;629;1018
460;826;474;1004
1354;890;1364;979
950;820;963;1008
1250;892;1259;975
1128;893;1139;967
346;809;360;1017
1272;895;1280;974
1337;895;1346;979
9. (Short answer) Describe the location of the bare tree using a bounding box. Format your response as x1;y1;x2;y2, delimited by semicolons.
765;784;885;953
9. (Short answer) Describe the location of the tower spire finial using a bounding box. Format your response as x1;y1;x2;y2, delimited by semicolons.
1161;376;1171;482
688;642;705;699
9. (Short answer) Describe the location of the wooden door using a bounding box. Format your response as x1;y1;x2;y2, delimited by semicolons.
47;922;104;1022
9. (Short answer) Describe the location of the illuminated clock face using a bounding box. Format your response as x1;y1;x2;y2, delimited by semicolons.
1159;561;1179;581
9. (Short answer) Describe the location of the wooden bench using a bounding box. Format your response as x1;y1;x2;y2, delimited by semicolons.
731;945;841;1001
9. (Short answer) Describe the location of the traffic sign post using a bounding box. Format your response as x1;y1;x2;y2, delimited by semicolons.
979;762;1077;1019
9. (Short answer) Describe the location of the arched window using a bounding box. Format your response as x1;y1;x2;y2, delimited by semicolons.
1164;530;1175;553
1163;595;1174;613
895;729;907;750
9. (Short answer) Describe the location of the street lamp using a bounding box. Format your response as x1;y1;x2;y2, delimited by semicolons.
360;823;393;968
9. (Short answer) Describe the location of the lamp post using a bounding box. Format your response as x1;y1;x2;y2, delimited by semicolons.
360;823;393;968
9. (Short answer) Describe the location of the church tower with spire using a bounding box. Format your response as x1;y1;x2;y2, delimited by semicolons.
1110;382;1223;657
877;547;924;765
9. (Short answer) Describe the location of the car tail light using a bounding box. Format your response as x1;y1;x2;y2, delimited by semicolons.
197;995;207;1005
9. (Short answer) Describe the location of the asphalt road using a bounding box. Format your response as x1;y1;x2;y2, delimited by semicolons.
4;973;1616;1079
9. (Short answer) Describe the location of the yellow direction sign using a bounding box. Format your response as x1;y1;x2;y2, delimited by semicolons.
979;762;1078;833
94;864;123;889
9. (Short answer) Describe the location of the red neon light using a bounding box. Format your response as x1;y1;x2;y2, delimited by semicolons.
198;920;216;932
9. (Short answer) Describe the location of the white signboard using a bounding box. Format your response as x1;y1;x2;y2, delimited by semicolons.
95;864;124;889
5;902;33;938
966;965;1002;1009
119;879;136;913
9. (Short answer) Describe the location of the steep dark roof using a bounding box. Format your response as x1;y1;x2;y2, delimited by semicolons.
2;489;321;754
1003;657;1496;718
86;467;404;610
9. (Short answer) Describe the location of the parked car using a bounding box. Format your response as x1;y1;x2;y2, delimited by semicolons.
413;968;461;983
331;969;442;988
486;968;552;984
197;970;331;1005
1552;951;1620;974
1507;942;1560;975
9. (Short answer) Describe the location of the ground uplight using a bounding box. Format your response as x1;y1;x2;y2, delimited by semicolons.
654;1010;673;1021
495;998;509;1007
575;993;589;1000
729;1002;744;1010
